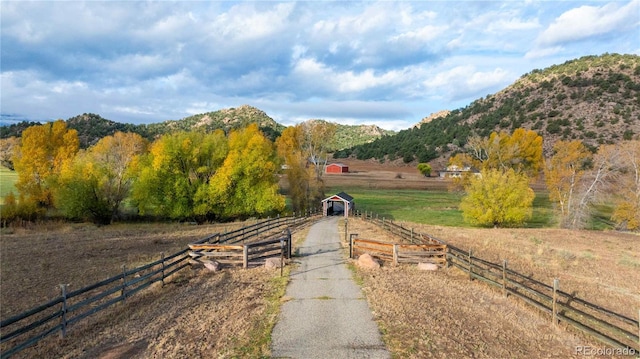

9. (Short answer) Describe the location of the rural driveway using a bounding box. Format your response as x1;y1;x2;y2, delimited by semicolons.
271;216;390;359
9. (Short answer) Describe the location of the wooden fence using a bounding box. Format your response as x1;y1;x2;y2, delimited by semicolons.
189;232;292;268
0;212;317;359
351;238;447;266
354;210;640;352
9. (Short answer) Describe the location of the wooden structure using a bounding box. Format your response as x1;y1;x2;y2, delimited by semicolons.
325;163;349;174
351;238;447;266
188;235;291;269
321;192;354;218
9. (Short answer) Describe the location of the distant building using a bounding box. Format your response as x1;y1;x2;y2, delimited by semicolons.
438;165;480;178
326;163;349;174
321;192;354;218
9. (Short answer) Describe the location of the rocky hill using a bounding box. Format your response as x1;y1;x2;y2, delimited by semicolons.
302;119;395;151
334;53;640;163
144;105;285;141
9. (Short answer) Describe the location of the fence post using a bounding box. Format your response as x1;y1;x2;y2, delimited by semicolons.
349;234;357;259
468;249;473;281
59;284;68;338
344;218;348;243
393;244;398;265
410;228;414;243
121;265;127;300
552;278;559;326
161;252;166;287
286;228;292;259
243;245;249;269
280;236;285;277
502;260;508;297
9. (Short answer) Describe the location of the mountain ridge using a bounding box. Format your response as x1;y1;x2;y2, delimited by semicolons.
0;105;394;151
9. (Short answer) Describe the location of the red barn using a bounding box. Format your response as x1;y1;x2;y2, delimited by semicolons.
325;163;349;174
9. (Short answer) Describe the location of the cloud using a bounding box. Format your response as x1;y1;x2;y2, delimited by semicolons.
424;65;514;100
1;1;639;131
528;0;640;58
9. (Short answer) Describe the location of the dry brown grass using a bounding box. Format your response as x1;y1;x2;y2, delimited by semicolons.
324;158;449;191
13;268;285;358
408;223;640;321
347;218;639;358
0;221;247;318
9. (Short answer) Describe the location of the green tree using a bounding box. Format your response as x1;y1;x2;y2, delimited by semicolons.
55;152;112;223
132;130;228;221
55;132;147;223
460;168;535;227
417;163;432;177
202;124;285;219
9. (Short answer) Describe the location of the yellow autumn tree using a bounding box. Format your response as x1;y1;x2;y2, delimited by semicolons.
544;140;591;228
276;125;312;214
466;128;543;177
0;137;20;170
203;124;285;219
56;132;147;223
460;168;535;227
611;140;640;231
12;120;79;208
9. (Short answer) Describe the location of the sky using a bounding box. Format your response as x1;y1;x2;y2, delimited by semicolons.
1;1;639;131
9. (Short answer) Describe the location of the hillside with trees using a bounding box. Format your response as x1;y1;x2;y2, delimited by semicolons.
333;53;640;164
0;106;393;152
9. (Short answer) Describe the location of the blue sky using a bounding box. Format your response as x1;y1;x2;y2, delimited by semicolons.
1;1;638;131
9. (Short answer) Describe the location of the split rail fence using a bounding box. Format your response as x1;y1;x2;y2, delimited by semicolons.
0;211;317;359
350;238;447;266
354;210;640;353
189;234;292;268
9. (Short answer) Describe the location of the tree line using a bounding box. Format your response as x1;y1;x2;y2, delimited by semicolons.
1;121;287;224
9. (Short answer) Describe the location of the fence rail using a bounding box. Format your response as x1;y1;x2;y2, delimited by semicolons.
0;212;317;359
354;210;640;352
351;238;446;266
189;233;292;268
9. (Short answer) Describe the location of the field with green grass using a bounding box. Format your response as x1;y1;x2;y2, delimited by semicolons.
328;186;564;228
0;166;18;204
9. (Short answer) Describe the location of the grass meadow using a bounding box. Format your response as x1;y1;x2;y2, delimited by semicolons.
327;186;609;229
0;166;18;204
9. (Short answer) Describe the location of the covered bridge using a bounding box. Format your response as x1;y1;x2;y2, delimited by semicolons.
321;192;354;218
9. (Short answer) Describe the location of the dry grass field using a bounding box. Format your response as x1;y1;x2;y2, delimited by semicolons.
324;158;449;191
347;218;639;358
0;221;249;318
